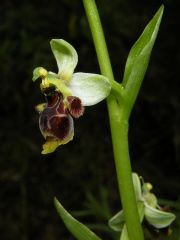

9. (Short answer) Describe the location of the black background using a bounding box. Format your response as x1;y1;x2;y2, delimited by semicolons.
0;0;180;239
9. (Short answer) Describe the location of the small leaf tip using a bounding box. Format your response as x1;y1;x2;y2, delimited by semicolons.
158;4;164;16
54;197;62;212
54;196;58;206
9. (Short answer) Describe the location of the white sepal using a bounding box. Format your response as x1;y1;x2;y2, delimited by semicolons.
69;72;111;106
144;203;176;228
50;39;78;81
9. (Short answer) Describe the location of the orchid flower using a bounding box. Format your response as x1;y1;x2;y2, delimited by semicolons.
109;173;176;240
32;39;111;154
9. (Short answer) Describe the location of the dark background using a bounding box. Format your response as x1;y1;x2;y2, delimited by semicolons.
0;0;180;239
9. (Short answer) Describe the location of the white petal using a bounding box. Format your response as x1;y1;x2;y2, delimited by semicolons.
144;203;176;228
69;73;111;106
108;209;125;232
50;39;78;81
132;173;143;201
108;202;144;232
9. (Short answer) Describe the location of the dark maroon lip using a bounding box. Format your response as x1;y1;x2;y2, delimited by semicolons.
67;96;84;118
38;90;84;142
39;91;73;141
42;85;56;96
45;91;63;108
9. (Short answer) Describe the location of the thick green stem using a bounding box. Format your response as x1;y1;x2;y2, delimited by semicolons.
82;0;144;240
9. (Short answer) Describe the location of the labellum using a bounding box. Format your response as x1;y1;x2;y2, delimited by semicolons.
39;87;84;153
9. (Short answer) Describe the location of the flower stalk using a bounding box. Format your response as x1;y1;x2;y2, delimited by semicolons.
82;0;144;239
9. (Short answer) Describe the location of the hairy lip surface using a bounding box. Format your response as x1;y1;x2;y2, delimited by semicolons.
39;92;73;141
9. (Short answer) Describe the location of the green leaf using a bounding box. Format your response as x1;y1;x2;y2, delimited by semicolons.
50;39;78;81
144;203;176;228
54;197;102;240
122;5;164;111
69;73;111;106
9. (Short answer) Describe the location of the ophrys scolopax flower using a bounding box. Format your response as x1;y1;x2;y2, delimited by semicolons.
108;173;176;240
33;39;111;154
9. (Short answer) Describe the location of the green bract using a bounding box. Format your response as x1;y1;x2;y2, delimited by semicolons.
33;39;111;154
122;5;164;117
109;173;176;240
54;198;102;240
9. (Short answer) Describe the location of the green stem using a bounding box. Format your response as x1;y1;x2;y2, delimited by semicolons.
82;1;144;240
